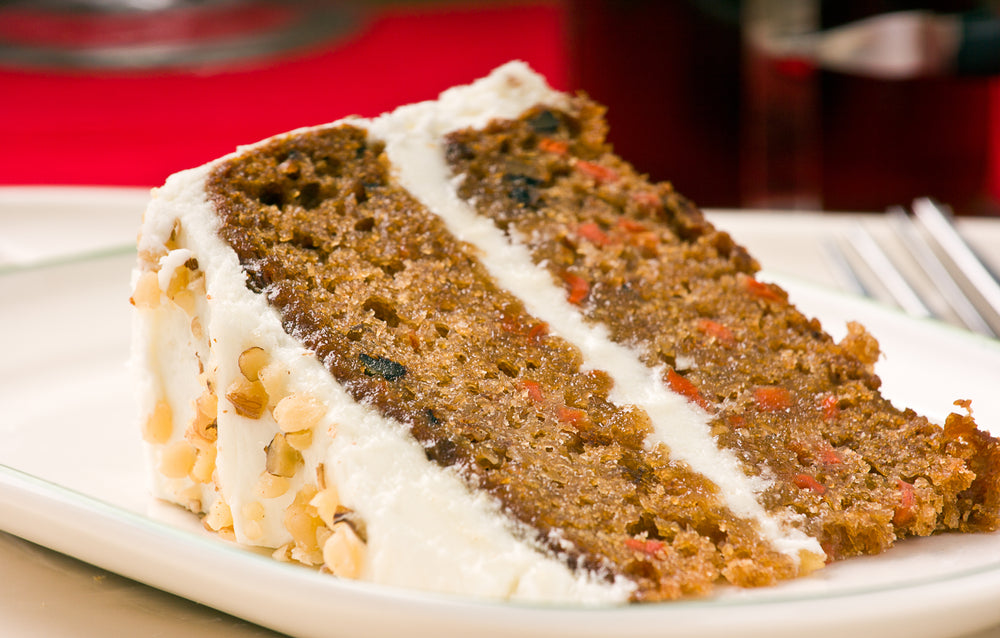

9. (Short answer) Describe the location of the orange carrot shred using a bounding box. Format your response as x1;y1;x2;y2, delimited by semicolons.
742;275;783;302
538;138;569;154
820;394;840;421
665;368;711;410
820;446;843;465
616;217;648;232
521;380;543;403
527;322;549;343
753;386;791;411
575;160;618;183
557;405;588;427
696;318;735;346
577;221;612;246
562;272;590;305
631;191;660;210
625;537;665;555
793;473;827;495
894;480;917;525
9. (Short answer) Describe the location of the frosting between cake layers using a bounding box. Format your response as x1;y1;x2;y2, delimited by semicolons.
133;61;827;604
369;61;823;563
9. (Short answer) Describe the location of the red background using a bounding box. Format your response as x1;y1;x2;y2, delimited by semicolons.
0;3;569;188
1;1;998;215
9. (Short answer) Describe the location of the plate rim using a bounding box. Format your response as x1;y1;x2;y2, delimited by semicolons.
3;189;1000;638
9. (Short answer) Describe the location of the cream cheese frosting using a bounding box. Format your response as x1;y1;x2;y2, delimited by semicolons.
371;61;821;563
132;61;823;604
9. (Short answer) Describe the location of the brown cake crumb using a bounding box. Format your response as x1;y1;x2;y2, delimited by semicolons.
202;99;1000;600
207;124;803;600
444;99;1000;559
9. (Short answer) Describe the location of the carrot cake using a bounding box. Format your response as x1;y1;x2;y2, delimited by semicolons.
130;61;1000;603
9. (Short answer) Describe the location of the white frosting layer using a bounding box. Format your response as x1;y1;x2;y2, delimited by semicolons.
370;61;821;561
133;61;823;604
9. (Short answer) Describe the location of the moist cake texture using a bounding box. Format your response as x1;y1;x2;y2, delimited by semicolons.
131;61;1000;603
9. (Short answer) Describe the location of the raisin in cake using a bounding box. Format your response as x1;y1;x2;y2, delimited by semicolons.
130;61;1000;603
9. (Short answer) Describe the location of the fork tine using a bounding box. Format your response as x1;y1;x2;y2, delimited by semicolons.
844;222;935;319
911;198;1000;336
887;206;997;337
821;237;869;297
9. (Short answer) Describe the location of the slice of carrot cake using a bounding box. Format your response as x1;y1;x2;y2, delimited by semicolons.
130;61;1000;603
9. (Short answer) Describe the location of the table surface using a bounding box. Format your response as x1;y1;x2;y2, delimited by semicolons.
2;187;1000;638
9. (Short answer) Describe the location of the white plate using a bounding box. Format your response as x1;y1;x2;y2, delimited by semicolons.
3;224;1000;638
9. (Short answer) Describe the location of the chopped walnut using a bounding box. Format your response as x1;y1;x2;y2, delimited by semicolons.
130;271;162;309
204;499;233;531
165;218;182;250
142;399;173;444
284;429;314;451
242;501;266;521
285;502;323;554
256;471;291;499
283;485;326;565
190;390;219;443
238;346;269;382
310;486;342;528
322;522;365;579
159;440;197;478
196;390;217;418
226;377;268;418
259;361;291;400
172;288;196;315
189;445;216;484
272;543;294;562
176;484;203;513
164;261;191;298
136;247;165;269
273;393;325;433
265;432;303;477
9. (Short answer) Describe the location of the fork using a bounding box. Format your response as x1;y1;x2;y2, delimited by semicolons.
825;198;1000;339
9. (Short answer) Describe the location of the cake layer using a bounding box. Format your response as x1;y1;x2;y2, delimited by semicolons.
205;119;817;597
132;61;1000;603
443;101;1000;556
